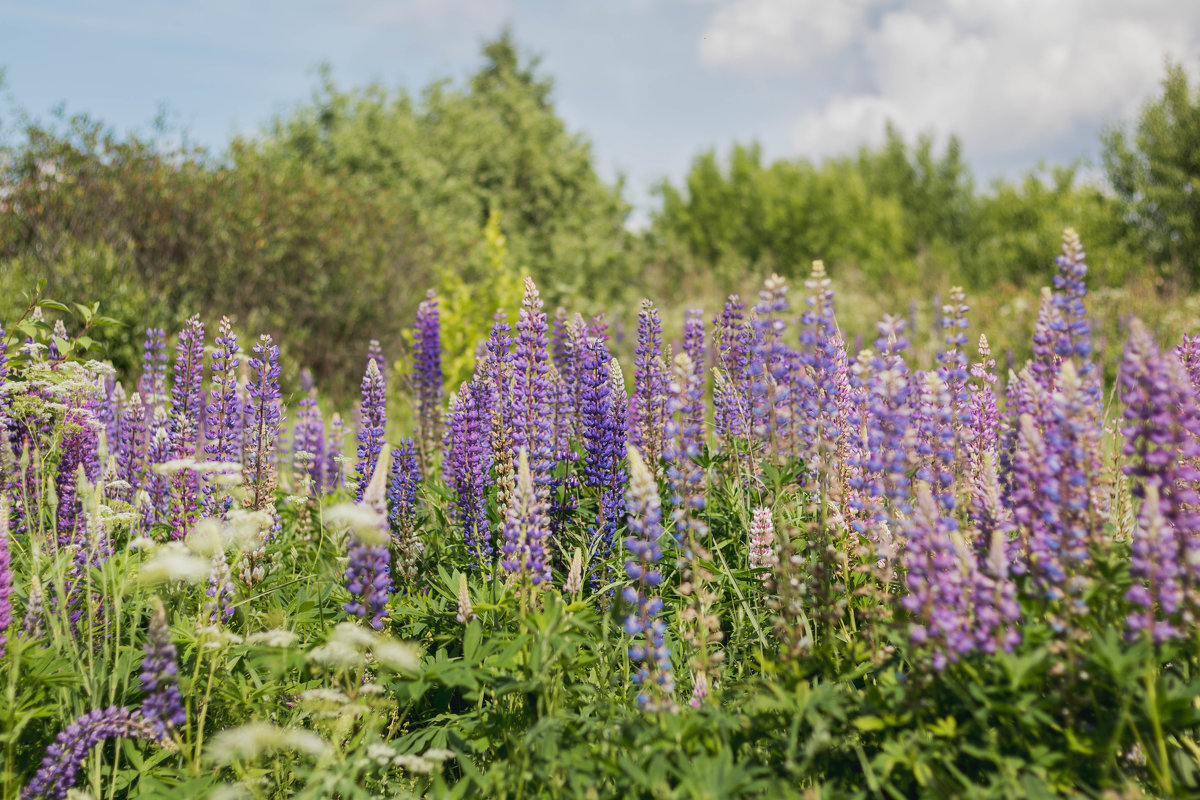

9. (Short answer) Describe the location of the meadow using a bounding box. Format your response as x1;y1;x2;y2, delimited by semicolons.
0;227;1198;799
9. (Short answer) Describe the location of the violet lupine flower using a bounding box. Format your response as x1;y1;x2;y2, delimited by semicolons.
748;507;775;583
204;544;235;624
203;317;242;514
681;309;706;451
0;322;9;434
551;307;576;407
623;446;674;711
413;290;443;466
56;400;101;545
354;359;388;503
98;379;123;462
663;353;707;551
325;413;346;493
21;706;160;800
967;335;1000;471
47;319;67;362
753;274;793;455
142;411;172;531
166;316;205;539
367;339;386;381
345;449;392;630
0;498;10;658
501;448;550;586
901;483;973;670
580;338;627;556
1119;319;1200;641
936;287;975;479
293;390;325;492
511;278;555;492
796;261;844;483
630;300;670;468
243;335;281;518
137;327;169;411
140;599;185;735
588;313;609;344
713;295;752;448
1052;228;1100;402
1029;288;1065;392
388;437;422;585
1178;333;1200;393
443;383;493;561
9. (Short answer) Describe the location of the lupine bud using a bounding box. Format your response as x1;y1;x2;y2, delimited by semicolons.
140;599;186;734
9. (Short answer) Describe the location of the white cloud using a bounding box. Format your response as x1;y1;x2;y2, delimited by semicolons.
699;0;878;71
699;0;1200;159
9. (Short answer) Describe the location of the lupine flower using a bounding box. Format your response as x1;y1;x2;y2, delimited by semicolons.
796;261;844;485
142;412;172;530
713;295;751;446
47;319;67;361
901;483;972;669
140;599;186;735
580;337;627;557
413;290;443;468
137;327;168;411
1052;228;1100;404
167;316;205;539
501;448;549;587
623;446;674;712
243;335;281;516
325;413;346;493
204;547;235;624
630;299;669;467
367;338;386;381
388;437;422;586
681;309;706;450
748;507;775;582
511;278;555;493
22;706;160;800
293;389;326;492
563;547;583;595
443;382;492;561
753;273;793;456
664;353;707;551
203;317;242;514
22;573;44;641
0;497;10;658
344;447;392;630
355;358;387;502
1119;319;1200;641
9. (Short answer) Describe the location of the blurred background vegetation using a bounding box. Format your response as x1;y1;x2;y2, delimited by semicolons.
2;32;1199;398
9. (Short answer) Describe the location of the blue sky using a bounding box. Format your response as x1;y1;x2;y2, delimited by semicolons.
2;1;1198;223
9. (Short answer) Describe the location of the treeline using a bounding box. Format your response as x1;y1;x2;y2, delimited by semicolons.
1;33;1197;392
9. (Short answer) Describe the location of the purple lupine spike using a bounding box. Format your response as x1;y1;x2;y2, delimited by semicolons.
1052;228;1098;398
936;287;974;451
796;262;843;483
367;339;386;383
388;436;422;585
0;322;9;435
501;448;550;586
137;327;168;411
56;396;101;546
325;413;345;493
630;300;670;468
21;706;160;800
414;290;443;468
967;335;1000;470
1029;288;1065;392
344;448;392;629
588;313;609;344
551;307;574;396
293;389;325;491
354;358;387;502
511;278;555;494
1119;319;1200;641
203;317;242;514
664;352;707;551
580;337;628;559
142;410;171;531
1178;334;1200;393
204;547;235;624
681;310;706;452
140;599;185;735
846;317;914;556
98;379;123;460
900;483;972;670
47;319;67;362
713;295;752;447
243;335;281;518
753;274;793;456
443;382;493;561
0;498;10;659
167;316;205;539
623;446;674;711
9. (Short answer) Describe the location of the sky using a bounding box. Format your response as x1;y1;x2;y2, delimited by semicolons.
2;0;1198;224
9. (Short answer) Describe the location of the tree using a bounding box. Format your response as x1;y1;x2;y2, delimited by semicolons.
1104;60;1200;278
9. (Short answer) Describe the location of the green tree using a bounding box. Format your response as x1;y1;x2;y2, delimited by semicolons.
1104;59;1200;278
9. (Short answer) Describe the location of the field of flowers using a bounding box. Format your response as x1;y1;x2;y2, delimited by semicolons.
1;228;1199;799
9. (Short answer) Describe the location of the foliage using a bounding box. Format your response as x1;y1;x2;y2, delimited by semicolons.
1104;59;1200;279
